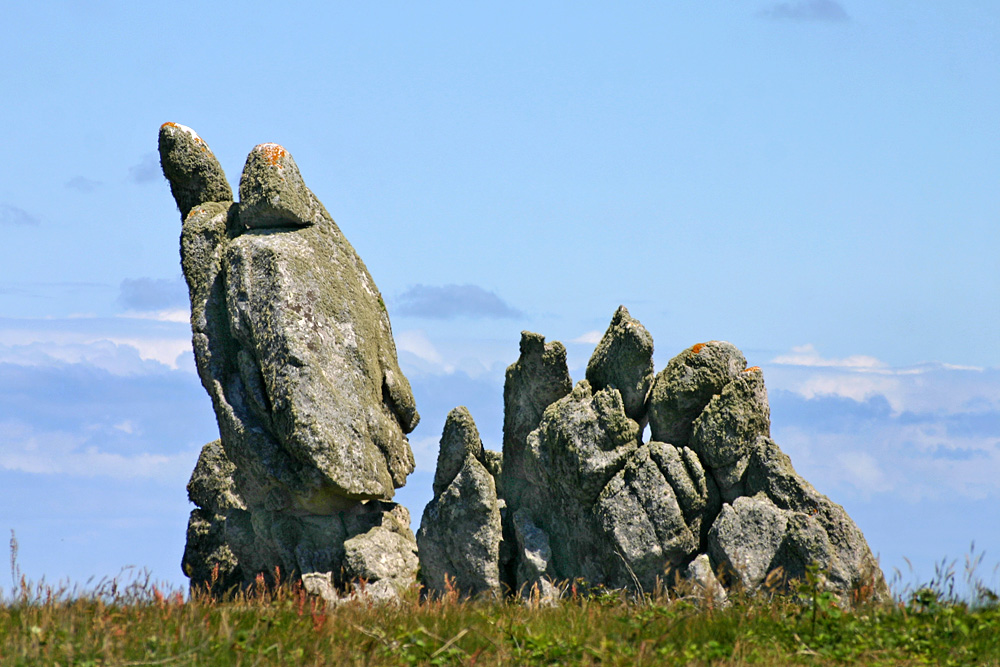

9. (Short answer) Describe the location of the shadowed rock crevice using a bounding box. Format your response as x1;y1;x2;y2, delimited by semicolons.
163;124;419;602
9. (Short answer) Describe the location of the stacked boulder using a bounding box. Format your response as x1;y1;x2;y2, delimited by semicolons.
161;124;420;601
419;306;886;602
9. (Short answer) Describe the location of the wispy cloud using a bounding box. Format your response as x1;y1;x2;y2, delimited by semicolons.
128;152;161;184
572;330;603;345
766;345;997;415
757;0;850;22
772;344;885;370
0;203;40;226
395;284;523;320
65;176;102;192
764;347;1000;502
0;420;194;481
118;277;188;311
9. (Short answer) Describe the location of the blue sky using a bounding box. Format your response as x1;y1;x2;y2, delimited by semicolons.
2;1;998;595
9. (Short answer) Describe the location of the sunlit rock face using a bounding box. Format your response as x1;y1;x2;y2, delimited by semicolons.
421;307;888;604
162;124;419;601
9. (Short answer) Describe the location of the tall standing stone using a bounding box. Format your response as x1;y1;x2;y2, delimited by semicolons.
162;124;420;599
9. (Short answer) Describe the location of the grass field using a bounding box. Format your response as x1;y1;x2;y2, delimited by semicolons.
2;535;999;666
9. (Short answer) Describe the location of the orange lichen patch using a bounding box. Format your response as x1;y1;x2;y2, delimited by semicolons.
257;143;287;167
743;366;761;373
691;343;707;354
160;121;178;129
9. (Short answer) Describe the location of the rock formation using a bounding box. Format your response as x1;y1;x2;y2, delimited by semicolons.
416;407;503;597
162;123;420;600
418;306;887;603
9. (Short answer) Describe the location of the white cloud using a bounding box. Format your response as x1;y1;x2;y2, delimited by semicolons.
0;318;193;372
104;337;191;369
0;420;195;482
833;451;892;495
795;373;901;408
765;345;1000;415
395;284;522;320
396;330;446;366
119;308;190;323
0;340;175;375
572;330;603;345
772;344;886;370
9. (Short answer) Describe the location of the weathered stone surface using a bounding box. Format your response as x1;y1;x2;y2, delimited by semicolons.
163;125;420;599
512;380;642;586
418;408;503;598
159;123;233;220
594;444;698;590
585;305;654;423
649;441;720;545
181;509;242;593
187;439;243;513
648;341;746;448
432;407;483;497
238;143;322;229
744;438;887;598
343;525;419;587
707;493;788;590
418;456;502;597
502;332;572;509
485;310;885;602
683;554;727;606
690;367;770;498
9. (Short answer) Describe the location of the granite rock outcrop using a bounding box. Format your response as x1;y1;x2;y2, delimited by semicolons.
162;123;419;600
419;306;887;603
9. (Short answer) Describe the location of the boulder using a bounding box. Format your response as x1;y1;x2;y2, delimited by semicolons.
690;367;770;499
158;123;232;219
162;125;420;599
647;341;746;448
585;305;654;423
417;408;503;598
501;332;572;509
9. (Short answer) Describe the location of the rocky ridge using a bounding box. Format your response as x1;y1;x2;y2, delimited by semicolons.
418;306;887;603
162;124;419;602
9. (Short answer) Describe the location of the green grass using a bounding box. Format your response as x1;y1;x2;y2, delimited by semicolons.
3;535;999;665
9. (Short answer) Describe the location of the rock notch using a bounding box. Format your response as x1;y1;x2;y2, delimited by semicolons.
162;123;420;601
418;307;887;603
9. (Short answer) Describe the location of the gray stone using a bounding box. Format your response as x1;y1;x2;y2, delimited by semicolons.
418;408;503;598
511;381;642;587
163;126;420;598
649;442;720;545
585;305;654;423
647;341;747;448
343;525;419;588
690;367;770;497
501;331;572;511
523;381;640;506
181;509;242;593
745;438;888;600
707;493;788;590
594;444;698;591
417;454;502;598
683;554;727;606
186;439;244;513
432;406;484;497
158;123;233;219
238;143;322;229
511;510;556;594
